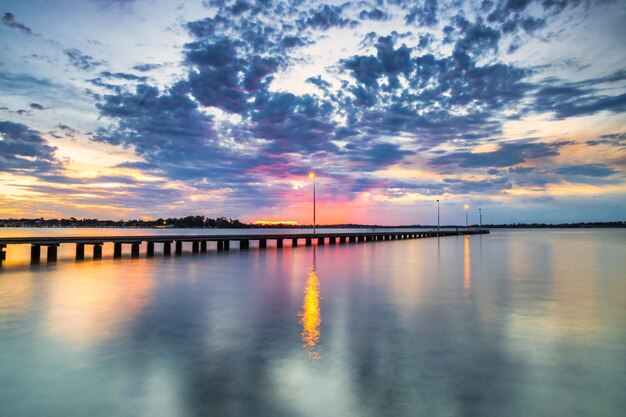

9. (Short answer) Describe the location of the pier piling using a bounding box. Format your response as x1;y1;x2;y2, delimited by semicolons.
47;245;58;263
76;243;85;260
93;244;103;259
131;243;140;258
147;242;155;257
31;245;41;264
114;243;122;258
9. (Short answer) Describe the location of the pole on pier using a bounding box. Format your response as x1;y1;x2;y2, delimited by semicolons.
305;237;312;246
292;238;298;247
464;204;469;229
192;241;199;254
437;199;440;232
175;241;183;255
224;240;230;250
0;244;6;267
200;240;207;253
276;238;283;248
309;171;316;236
163;242;172;256
479;208;482;229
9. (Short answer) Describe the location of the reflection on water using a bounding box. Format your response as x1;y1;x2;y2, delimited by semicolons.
0;229;625;417
300;251;321;359
464;235;471;296
44;264;154;344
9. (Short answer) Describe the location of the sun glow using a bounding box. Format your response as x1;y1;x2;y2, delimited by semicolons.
252;219;299;226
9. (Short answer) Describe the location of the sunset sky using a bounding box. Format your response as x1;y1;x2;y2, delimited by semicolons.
1;0;625;225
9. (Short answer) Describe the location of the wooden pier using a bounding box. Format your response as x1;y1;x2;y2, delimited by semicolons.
0;229;489;266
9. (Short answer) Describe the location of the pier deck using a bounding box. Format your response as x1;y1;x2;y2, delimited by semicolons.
0;229;488;265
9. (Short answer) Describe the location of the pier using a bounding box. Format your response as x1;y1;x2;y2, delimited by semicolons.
0;229;488;266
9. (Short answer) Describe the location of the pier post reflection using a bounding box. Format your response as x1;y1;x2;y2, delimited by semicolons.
299;247;321;359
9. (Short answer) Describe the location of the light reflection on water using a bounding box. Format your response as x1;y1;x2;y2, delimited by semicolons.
0;229;624;417
300;249;321;359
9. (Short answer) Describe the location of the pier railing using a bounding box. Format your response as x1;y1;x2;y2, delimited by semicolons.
0;229;489;266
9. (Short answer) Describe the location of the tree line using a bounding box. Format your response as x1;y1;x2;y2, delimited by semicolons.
0;216;247;228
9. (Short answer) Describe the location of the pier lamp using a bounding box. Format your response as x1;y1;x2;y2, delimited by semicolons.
464;204;469;229
479;208;482;229
436;199;440;232
309;171;316;235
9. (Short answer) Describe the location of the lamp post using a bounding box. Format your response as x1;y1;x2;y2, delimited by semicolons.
479;208;482;229
309;171;316;235
437;199;440;232
464;204;469;229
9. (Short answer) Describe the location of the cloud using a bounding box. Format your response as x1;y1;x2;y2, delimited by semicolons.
405;0;438;27
587;132;626;147
1;12;33;35
344;142;414;171
297;4;358;31
29;103;47;111
99;71;148;81
250;92;337;153
359;8;390;21
554;163;618;177
0;121;61;173
132;63;163;72
64;48;105;71
442;176;512;194
430;141;569;168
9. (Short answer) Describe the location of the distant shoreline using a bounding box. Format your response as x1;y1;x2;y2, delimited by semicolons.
1;219;624;229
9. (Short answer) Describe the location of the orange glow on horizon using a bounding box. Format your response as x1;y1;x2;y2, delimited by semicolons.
252;219;299;226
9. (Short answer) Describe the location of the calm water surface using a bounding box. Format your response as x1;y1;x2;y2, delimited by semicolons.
0;229;624;417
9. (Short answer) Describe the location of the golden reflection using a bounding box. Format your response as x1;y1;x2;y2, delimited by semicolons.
464;235;471;295
44;265;153;344
299;251;321;359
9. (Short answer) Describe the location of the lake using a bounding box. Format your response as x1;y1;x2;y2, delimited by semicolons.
0;228;624;417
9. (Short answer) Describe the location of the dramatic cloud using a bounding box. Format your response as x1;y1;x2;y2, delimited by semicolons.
1;0;625;221
0;121;60;173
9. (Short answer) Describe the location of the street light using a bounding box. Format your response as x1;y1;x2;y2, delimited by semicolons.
464;204;469;229
309;171;316;235
479;208;482;229
436;199;440;232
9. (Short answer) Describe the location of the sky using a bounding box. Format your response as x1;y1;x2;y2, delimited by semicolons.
0;0;625;225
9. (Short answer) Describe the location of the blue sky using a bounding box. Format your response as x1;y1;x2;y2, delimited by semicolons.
1;0;625;224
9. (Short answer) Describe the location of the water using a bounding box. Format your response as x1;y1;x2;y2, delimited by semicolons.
0;228;624;417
